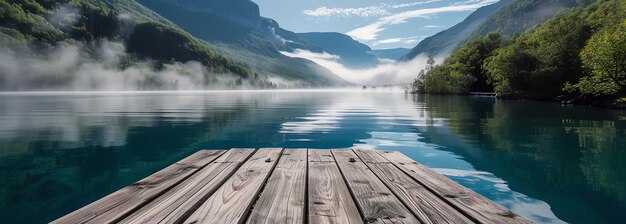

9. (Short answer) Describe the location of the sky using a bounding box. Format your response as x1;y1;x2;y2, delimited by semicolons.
253;0;500;49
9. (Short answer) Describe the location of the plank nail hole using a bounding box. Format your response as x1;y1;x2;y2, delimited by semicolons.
248;169;254;172
380;192;391;196
313;201;325;205
349;158;356;163
265;158;272;163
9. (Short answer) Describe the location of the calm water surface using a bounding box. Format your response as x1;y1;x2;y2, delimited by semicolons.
0;90;625;223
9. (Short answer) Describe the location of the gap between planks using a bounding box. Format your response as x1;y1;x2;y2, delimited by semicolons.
52;148;531;224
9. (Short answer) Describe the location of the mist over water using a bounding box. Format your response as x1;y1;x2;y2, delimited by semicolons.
281;49;442;85
2;90;624;223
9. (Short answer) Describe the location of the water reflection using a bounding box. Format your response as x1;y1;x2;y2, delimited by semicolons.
0;91;624;223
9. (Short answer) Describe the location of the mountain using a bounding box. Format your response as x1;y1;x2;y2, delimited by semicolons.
401;0;513;60
136;0;348;86
402;0;597;61
297;32;379;69
0;0;265;90
371;48;411;61
473;0;596;36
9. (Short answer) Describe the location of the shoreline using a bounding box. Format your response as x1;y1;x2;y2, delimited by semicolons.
414;92;626;109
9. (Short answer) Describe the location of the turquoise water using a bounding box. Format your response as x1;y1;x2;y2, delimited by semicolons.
0;90;624;223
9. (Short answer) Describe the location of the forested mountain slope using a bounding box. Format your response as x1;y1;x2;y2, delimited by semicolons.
402;0;595;61
401;0;512;60
0;0;268;90
473;0;596;36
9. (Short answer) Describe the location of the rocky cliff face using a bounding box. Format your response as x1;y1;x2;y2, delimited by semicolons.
144;0;318;53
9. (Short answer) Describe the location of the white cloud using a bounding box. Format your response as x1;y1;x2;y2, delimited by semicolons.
302;0;444;18
424;25;443;28
386;0;443;9
303;6;388;17
373;36;427;46
281;49;443;85
346;0;499;41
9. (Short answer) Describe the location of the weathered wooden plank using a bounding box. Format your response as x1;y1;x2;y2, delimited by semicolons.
308;149;334;162
120;148;255;224
184;148;284;224
379;151;531;224
354;150;474;224
308;149;363;224
51;150;226;224
246;149;307;224
213;148;258;163
332;150;420;224
353;149;389;164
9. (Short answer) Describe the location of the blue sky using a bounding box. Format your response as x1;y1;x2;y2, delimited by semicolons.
253;0;499;49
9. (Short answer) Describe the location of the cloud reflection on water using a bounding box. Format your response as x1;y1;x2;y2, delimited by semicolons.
0;90;577;223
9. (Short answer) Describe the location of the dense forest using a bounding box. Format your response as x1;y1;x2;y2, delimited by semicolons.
0;0;279;90
412;0;626;105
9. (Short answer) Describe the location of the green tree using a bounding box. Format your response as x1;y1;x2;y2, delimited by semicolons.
411;55;435;93
447;32;503;92
412;33;503;94
484;41;538;97
571;23;626;96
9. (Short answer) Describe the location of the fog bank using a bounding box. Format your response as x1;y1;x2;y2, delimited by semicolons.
280;49;443;85
0;40;261;91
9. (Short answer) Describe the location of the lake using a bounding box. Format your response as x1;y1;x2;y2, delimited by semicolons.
0;90;624;223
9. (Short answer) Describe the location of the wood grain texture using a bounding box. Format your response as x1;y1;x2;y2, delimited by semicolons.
308;149;363;224
246;149;307;224
120;148;255;224
332;150;420;224
354;150;473;224
379;151;531;224
51;150;226;224
55;149;530;224
184;148;284;224
308;149;334;162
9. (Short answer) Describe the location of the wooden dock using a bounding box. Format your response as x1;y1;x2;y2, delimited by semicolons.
53;148;531;224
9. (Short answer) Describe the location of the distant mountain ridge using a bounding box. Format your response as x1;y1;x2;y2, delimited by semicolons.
371;48;411;61
136;0;348;86
297;32;380;69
